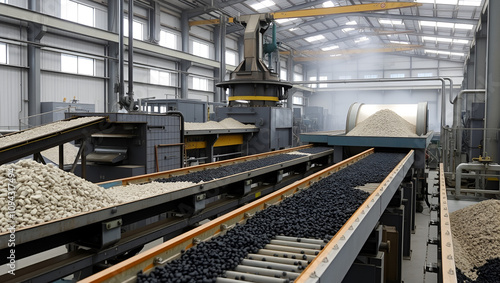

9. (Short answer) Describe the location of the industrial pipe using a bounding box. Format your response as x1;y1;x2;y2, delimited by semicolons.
119;0;125;106
127;0;134;110
451;89;486;168
165;111;185;168
455;162;500;196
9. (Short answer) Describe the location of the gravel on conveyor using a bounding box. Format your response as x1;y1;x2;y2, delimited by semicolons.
155;147;332;184
0;160;115;232
0;116;103;149
138;152;405;283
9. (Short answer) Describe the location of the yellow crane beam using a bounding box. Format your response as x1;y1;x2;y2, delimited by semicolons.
272;2;421;19
189;2;421;26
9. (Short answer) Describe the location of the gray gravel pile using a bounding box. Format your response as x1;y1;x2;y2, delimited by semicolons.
138;152;405;283
451;199;500;281
0;160;114;232
346;109;417;137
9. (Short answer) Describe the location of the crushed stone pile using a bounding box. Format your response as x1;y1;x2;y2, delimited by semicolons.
346;109;418;137
185;118;256;131
451;199;500;281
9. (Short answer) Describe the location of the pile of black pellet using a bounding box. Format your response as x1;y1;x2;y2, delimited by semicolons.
457;258;500;283
156;147;332;183
138;152;405;283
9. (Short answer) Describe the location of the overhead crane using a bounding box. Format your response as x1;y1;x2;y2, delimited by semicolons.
188;2;422;27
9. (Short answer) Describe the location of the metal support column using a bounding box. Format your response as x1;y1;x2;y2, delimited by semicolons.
237;36;244;63
126;0;135;110
286;55;294;109
475;16;487;103
107;0;119;112
217;16;226;103
180;12;190;99
27;0;45;127
148;0;160;44
485;2;500;161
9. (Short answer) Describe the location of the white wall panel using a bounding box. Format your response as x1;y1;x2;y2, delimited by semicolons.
41;72;105;112
0;67;26;130
160;12;181;29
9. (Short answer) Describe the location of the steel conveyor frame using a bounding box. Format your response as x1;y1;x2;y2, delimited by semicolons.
79;149;414;283
0;117;108;165
0;145;333;282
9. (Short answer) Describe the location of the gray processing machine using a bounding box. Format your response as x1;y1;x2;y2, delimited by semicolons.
216;14;293;155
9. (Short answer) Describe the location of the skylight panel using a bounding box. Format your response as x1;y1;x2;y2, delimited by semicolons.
289;27;300;32
275;18;298;24
390;41;410;45
420;21;473;29
342;28;355;33
322;1;335;7
355;36;369;43
425;49;464;57
455;23;474;29
437;22;454;28
458;0;482;6
305;35;325;42
322;45;339;51
416;0;458;4
346;21;357;25
379;19;404;25
250;0;275;11
422;36;469;44
416;0;482;5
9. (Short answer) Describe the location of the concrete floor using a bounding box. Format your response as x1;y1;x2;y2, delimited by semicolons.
401;170;438;283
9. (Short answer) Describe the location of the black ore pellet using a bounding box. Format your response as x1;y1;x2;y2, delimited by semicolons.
300;250;305;254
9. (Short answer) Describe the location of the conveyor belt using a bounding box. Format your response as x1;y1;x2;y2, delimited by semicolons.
0;146;331;247
0;116;107;165
79;149;414;283
0;146;334;282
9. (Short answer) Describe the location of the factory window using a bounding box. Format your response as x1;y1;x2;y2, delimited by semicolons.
193;76;209;91
280;69;287;80
61;54;94;76
293;73;303;82
0;0;7;3
150;69;171;86
364;74;378;79
319;76;328;88
226;50;237;66
61;0;94;27
338;75;351;80
309;76;317;88
390;73;405;78
193;41;209;58
0;42;7;64
124;18;144;40
293;96;304;105
159;30;178;50
418;72;433;77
